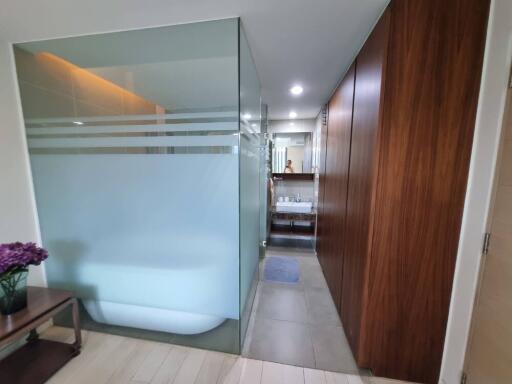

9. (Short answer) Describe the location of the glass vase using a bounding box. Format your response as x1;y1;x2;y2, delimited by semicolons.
0;269;28;315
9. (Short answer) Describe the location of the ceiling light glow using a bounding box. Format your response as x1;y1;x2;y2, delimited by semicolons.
289;111;297;119
73;121;84;125
242;113;252;120
290;85;303;96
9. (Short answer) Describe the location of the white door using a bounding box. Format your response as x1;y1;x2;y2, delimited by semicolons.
464;86;512;383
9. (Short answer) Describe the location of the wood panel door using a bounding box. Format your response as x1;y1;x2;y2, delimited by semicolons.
363;0;490;382
321;64;356;307
464;88;512;384
340;10;390;362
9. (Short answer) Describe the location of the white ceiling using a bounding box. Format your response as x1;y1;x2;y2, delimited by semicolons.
0;0;388;119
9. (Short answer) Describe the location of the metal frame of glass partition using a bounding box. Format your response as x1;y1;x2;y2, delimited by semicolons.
13;18;262;354
238;19;262;347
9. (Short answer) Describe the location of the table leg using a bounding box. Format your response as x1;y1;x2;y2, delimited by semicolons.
26;329;39;343
71;298;82;355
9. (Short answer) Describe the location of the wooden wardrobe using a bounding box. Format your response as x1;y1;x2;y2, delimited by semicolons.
315;0;490;383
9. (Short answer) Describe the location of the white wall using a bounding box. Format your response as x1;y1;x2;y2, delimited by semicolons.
440;0;512;382
274;180;315;203
0;38;46;286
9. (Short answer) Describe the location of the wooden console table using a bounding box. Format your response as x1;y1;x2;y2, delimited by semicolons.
0;287;81;384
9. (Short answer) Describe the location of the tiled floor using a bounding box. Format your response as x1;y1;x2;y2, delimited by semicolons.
243;246;361;374
40;326;410;383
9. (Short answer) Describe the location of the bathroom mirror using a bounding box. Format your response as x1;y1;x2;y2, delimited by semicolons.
271;132;313;173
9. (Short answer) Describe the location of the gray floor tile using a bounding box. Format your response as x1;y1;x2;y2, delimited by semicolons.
309;324;359;373
301;264;329;289
305;287;342;326
247;317;316;368
244;247;358;375
296;255;321;269
266;240;316;256
255;282;308;323
304;286;337;308
266;246;316;259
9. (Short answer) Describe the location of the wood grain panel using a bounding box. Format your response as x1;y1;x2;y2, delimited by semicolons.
1;287;72;340
362;0;490;382
340;10;390;362
320;64;356;307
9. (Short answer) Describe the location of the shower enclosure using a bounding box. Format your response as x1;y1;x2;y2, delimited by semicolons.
13;18;261;354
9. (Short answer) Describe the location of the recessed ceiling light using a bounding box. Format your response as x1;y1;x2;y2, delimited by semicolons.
290;85;303;96
289;122;295;126
289;111;297;119
251;123;257;128
242;113;252;120
73;121;84;125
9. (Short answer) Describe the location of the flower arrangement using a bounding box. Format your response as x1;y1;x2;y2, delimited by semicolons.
0;242;48;315
0;242;48;275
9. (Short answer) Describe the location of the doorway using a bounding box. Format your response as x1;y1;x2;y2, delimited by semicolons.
463;84;512;383
241;118;361;375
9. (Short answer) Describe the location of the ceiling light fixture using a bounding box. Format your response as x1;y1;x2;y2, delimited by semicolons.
289;111;297;119
73;121;84;125
242;113;252;120
290;85;303;96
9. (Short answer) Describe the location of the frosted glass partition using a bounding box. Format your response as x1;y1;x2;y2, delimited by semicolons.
13;18;261;353
239;24;262;343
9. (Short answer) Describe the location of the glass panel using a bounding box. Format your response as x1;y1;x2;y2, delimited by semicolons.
238;22;262;345
14;19;241;353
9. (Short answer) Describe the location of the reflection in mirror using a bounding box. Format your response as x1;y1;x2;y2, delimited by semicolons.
271;132;313;173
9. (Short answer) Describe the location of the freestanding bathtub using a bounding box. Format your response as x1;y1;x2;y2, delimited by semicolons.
28;116;241;337
44;232;239;335
83;299;226;334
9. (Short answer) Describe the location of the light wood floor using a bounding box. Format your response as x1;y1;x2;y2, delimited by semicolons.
41;326;410;384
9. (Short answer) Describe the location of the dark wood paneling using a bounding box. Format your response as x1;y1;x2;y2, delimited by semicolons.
320;64;356;307
362;0;490;382
340;10;390;362
316;1;489;382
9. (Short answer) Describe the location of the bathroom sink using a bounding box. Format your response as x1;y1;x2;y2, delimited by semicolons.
276;201;313;213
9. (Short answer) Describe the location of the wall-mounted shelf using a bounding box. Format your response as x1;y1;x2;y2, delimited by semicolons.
272;173;314;181
270;224;315;236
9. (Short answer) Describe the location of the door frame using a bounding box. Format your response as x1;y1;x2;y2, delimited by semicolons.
461;74;512;381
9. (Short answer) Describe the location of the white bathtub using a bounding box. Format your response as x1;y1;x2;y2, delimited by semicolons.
83;299;226;335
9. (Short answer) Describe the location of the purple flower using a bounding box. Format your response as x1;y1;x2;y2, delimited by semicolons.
0;242;48;275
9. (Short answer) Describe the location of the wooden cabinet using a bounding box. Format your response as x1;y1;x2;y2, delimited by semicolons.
316;0;490;383
340;12;389;360
318;64;355;309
